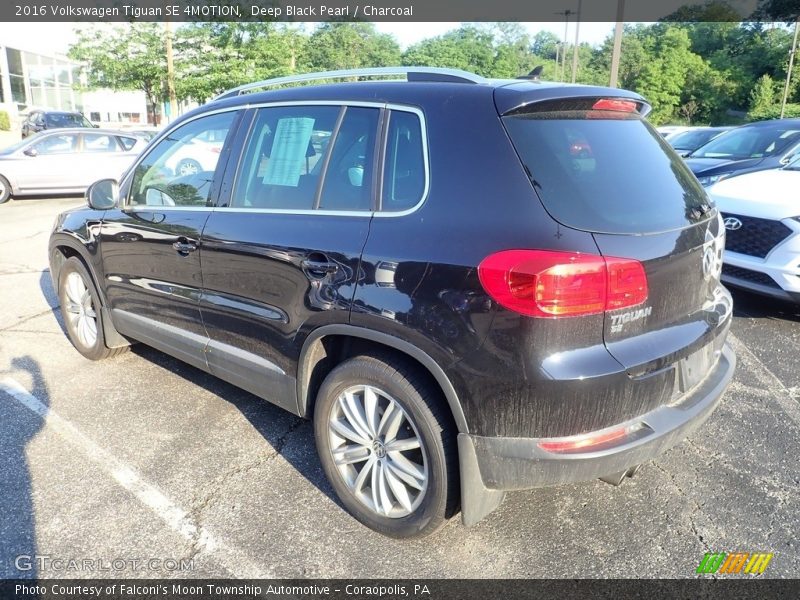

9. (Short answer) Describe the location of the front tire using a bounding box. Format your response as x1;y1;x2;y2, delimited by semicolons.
58;257;126;360
314;354;458;538
0;175;11;204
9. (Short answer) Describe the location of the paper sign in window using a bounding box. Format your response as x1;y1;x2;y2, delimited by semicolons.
262;117;315;187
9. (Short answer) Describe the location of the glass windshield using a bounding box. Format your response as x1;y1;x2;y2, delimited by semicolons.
690;126;800;159
669;129;722;149
503;112;709;234
45;113;92;128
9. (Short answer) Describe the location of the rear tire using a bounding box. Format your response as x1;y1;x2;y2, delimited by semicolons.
314;354;458;538
58;257;127;360
176;159;201;177
0;175;11;204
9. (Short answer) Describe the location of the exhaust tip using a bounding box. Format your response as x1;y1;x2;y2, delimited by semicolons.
599;464;641;486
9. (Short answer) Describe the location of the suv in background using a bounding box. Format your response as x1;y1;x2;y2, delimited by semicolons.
685;118;800;186
49;67;735;538
21;110;95;138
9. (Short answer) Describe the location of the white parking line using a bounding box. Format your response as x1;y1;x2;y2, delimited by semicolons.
0;377;272;578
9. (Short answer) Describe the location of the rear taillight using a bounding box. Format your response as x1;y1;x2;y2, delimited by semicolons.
478;250;647;318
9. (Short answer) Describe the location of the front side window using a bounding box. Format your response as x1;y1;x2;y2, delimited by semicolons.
127;111;237;208
231;105;380;211
33;133;78;155
381;110;426;212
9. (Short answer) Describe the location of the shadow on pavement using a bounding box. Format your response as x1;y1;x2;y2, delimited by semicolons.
130;344;342;510
0;354;50;579
730;288;800;323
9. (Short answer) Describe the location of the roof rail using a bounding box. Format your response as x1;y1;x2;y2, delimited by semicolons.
213;67;486;101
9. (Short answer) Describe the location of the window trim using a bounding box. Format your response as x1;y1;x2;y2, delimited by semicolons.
120;100;429;218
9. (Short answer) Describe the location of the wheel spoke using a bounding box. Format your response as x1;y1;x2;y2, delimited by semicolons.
387;454;425;490
339;391;372;442
376;462;394;515
378;400;404;442
384;465;413;512
353;456;376;493
385;437;421;453
370;458;381;513
363;386;380;437
330;417;371;446
332;444;370;465
64;301;81;315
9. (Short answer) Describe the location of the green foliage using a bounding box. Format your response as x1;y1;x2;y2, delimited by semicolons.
0;110;10;131
69;23;166;122
305;23;401;71
66;21;800;127
749;102;800;120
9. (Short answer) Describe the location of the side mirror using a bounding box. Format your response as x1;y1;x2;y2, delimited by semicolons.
23;147;38;157
86;179;118;210
93;123;100;128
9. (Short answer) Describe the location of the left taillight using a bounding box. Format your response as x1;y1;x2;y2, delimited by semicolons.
477;249;648;318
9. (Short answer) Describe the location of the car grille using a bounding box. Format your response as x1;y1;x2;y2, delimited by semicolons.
721;212;792;258
721;264;781;289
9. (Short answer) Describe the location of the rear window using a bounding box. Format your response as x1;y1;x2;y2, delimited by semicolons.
503;111;709;234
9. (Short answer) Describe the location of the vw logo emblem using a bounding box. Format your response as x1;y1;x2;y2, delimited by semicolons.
723;217;742;231
703;228;723;281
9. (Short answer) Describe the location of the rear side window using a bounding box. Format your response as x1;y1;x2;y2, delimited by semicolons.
231;105;380;212
503;111;709;234
118;136;138;151
83;133;119;153
691;126;800;159
381;110;426;212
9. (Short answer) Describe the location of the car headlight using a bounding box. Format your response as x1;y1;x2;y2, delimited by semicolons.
696;174;729;187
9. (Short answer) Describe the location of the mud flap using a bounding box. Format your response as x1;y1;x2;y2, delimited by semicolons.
458;433;506;526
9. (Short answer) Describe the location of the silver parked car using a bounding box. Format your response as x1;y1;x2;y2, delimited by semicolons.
0;128;147;204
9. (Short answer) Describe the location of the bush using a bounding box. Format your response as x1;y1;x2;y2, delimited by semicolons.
748;103;800;121
0;111;9;131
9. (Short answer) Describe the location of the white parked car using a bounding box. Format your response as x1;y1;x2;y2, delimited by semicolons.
0;128;147;204
708;157;800;303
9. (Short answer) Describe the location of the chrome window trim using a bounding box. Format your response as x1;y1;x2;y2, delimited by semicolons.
122;100;429;218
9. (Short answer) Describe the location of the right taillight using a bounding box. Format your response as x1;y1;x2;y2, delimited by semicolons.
478;250;648;318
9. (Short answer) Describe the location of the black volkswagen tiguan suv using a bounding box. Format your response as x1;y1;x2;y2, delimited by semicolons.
49;67;735;538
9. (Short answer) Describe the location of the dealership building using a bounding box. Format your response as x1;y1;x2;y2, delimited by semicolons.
0;42;147;128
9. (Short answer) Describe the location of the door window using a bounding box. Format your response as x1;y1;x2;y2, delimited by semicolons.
33;133;78;155
127;111;237;208
231;105;380;211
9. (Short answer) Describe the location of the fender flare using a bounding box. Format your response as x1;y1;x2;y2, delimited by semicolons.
296;324;469;434
49;233;129;348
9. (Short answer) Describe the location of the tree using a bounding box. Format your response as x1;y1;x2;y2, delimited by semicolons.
402;26;496;76
173;23;305;103
749;73;778;118
305;23;401;71
69;23;166;124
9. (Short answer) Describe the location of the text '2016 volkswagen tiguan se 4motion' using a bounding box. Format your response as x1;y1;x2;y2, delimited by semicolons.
49;68;735;538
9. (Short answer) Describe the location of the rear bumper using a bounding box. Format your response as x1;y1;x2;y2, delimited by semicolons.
459;343;735;524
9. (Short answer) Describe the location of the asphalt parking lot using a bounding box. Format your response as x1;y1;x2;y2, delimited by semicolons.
1;196;798;579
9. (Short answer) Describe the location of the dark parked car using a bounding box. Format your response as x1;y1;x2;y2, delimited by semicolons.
48;67;735;538
21;110;95;138
685;118;800;186
668;126;733;157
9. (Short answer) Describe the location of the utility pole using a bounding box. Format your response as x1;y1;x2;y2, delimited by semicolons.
780;17;799;119
164;19;178;124
555;10;572;82
571;0;583;83
609;0;625;88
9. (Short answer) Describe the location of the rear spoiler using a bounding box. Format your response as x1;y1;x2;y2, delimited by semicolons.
494;82;651;118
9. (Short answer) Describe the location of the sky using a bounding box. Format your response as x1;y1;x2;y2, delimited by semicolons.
0;21;619;57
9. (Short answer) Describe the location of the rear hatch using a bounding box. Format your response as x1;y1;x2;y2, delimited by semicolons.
499;91;730;379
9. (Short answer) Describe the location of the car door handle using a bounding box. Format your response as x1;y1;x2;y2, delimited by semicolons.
172;238;198;255
301;257;339;277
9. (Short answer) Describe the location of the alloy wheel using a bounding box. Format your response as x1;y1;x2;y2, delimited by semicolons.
63;272;98;349
328;384;428;518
